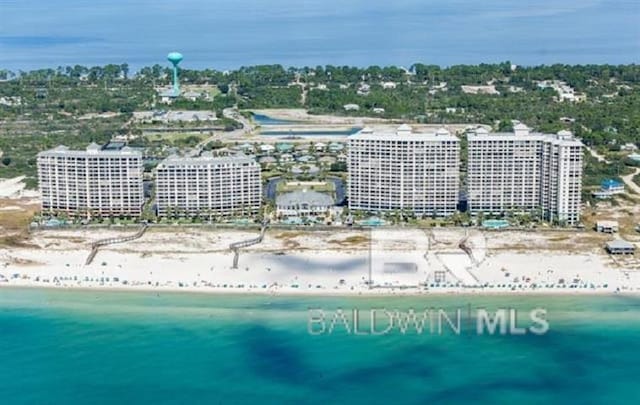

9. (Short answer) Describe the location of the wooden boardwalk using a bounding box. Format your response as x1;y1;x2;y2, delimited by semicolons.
85;225;148;265
229;220;269;268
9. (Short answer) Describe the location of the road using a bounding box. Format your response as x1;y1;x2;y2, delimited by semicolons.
223;108;256;134
191;108;256;155
585;146;611;164
328;176;346;205
584;145;640;197
621;167;640;196
264;177;280;200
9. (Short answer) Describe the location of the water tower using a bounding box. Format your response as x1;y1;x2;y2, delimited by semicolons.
167;52;183;95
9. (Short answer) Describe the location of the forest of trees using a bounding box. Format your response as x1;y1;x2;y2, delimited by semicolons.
1;62;639;183
3;62;639;138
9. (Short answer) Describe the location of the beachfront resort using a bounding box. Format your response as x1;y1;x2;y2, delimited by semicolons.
2;113;639;296
155;154;262;218
33;123;585;226
347;125;460;216
37;143;144;218
467;124;583;225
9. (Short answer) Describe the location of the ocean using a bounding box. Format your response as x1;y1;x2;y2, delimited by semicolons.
0;0;638;71
1;287;640;404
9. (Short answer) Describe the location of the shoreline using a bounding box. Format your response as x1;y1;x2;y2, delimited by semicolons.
1;282;635;297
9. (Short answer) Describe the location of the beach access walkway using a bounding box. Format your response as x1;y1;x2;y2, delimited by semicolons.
85;225;148;265
427;230;483;287
229;220;269;268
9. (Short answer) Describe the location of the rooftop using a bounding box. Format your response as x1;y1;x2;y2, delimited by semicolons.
259;156;277;163
606;240;635;250
39;144;141;158
467;127;582;147
350;124;458;142
134;110;217;122
602;179;623;189
276;143;294;152
397;123;412;132
157;154;257;168
159;89;179;98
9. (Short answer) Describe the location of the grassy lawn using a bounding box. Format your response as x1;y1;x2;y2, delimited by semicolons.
143;132;209;147
276;180;336;194
262;170;285;179
184;84;221;99
413;218;451;227
205;86;221;99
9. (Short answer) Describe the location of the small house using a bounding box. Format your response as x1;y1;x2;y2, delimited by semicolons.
606;240;635;255
596;220;619;233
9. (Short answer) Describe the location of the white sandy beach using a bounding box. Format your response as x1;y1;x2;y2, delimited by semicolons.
1;227;639;295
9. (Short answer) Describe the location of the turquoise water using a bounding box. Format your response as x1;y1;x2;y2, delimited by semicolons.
275;143;294;152
253;114;299;126
232;218;251;225
2;288;640;404
358;216;386;226
482;219;510;229
282;217;303;225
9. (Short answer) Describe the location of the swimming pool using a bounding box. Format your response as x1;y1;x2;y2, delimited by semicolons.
357;216;386;226
282;217;303;225
482;219;510;229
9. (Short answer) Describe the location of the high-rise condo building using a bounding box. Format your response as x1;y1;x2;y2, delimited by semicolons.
467;124;583;224
347;124;460;216
37;143;144;217
155;154;262;217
